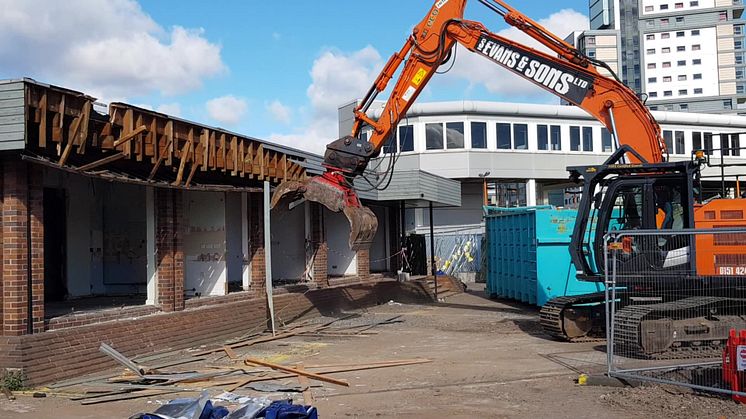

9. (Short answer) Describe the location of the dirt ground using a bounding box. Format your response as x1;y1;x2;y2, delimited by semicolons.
3;289;746;418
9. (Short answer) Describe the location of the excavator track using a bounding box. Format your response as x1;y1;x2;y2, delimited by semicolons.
614;296;746;359
540;292;608;342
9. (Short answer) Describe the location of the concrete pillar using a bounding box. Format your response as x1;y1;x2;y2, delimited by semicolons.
146;187;156;305
2;161;44;335
526;179;537;207
155;188;184;312
310;203;328;287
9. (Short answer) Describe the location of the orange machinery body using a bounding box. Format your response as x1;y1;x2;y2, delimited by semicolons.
695;199;746;276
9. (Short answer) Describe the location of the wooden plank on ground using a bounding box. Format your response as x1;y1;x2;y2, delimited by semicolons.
296;363;314;404
243;357;349;387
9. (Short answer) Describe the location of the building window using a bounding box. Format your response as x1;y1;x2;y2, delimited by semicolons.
663;61;672;68
570;126;581;151
678;75;687;81
470;122;487;149
724;99;733;110
647;20;655;27
537;124;549;150
664;90;673;96
738;54;744;64
675;131;685;154
586;36;596;45
497;122;511;149
648;63;657;69
399;125;414;152
676;46;686;52
676;31;685;37
693;59;702;65
704;132;713;154
645;5;654;11
662;33;671;39
660;4;669;9
445;122;464;149
736;25;744;35
692;44;701;51
513;124;528;150
382;134;396;154
661;18;670;25
425;123;444;150
675;2;684;8
647;48;656;55
680;104;689;111
738;84;745;94
663;76;672;82
602;128;613;152
663;130;674;153
679;89;688;95
650;106;659;110
677;60;686;66
550;125;561;151
736;40;744;50
646;34;655;40
582;127;594;152
694;88;703;94
722;134;740;156
690;0;699;5
692;29;701;36
649;92;659;97
676;16;684;23
693;131;702;151
649;77;657;83
720;11;728;21
693;73;702;79
662;47;671;53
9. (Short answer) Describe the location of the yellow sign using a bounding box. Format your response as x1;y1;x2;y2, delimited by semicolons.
412;68;428;86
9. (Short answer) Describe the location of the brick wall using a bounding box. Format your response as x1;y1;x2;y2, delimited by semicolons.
356;249;370;280
0;278;433;386
310;203;328;287
248;192;265;291
2;161;44;336
155;188;184;312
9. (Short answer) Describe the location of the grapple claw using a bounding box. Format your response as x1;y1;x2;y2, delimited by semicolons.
271;173;378;251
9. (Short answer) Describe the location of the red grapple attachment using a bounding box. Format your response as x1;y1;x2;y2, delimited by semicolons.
270;172;378;251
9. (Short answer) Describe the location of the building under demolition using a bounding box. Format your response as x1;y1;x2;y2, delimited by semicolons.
0;78;460;385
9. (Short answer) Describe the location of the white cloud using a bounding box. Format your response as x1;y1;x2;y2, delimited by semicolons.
270;46;384;153
433;9;589;102
266;100;292;124
0;0;226;100
156;103;182;117
206;95;247;125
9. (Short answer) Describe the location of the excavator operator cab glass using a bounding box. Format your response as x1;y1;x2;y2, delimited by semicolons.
608;185;643;231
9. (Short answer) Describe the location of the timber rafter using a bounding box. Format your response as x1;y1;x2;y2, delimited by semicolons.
23;81;309;190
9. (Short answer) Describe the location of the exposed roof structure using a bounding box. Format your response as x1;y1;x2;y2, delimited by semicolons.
1;78;324;192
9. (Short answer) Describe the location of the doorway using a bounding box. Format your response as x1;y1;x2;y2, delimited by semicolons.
43;188;67;302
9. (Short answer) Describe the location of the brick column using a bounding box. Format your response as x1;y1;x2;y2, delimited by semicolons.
155;188;184;312
356;249;370;281
2;161;44;335
248;193;266;292
310;203;328;287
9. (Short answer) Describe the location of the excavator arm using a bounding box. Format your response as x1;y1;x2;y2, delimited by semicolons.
272;0;667;250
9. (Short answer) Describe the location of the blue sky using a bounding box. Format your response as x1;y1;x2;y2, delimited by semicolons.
0;0;589;152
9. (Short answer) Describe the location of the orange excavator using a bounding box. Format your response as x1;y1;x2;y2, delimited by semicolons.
272;0;665;251
272;0;746;356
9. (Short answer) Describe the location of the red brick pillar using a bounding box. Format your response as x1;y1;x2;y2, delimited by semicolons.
310;203;328;287
356;249;370;281
2;161;44;335
156;188;184;312
248;193;266;293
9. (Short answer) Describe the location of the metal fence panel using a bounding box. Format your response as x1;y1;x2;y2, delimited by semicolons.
605;228;746;397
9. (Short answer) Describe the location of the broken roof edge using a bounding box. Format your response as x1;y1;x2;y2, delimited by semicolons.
5;77;324;173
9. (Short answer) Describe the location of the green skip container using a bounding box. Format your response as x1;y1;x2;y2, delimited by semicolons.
484;206;602;307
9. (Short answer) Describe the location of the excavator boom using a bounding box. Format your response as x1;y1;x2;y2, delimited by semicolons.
271;0;666;250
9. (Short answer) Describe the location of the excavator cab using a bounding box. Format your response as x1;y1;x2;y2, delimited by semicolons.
568;148;699;282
